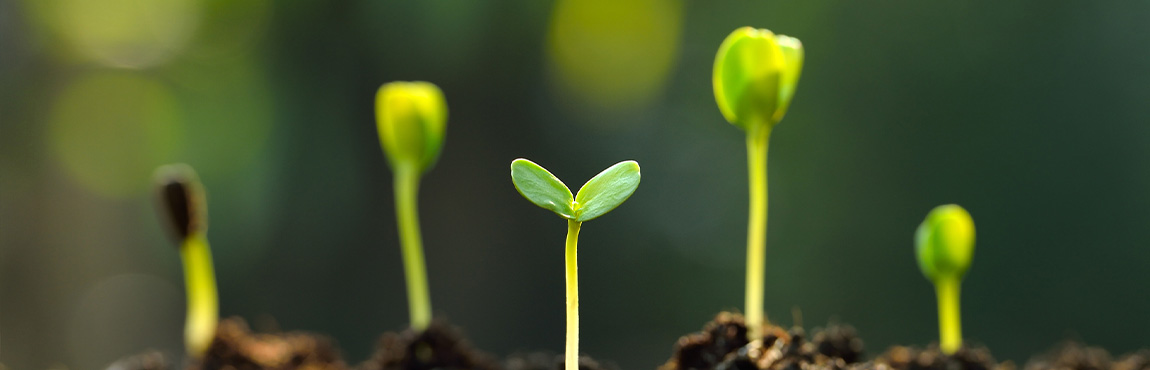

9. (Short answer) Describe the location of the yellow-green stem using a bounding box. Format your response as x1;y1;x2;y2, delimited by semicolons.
395;165;432;331
565;219;582;370
744;126;771;340
180;232;218;358
936;278;962;355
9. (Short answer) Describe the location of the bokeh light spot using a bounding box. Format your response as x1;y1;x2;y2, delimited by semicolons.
48;72;184;197
33;0;202;68
546;0;684;115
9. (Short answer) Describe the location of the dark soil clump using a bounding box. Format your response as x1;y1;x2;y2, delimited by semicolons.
876;344;1004;370
662;312;753;370
196;317;346;370
359;320;498;370
813;325;865;364
662;312;866;370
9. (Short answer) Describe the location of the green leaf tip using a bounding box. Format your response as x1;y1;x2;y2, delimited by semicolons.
376;81;448;173
510;159;641;222
713;27;804;132
153;163;208;243
915;204;976;283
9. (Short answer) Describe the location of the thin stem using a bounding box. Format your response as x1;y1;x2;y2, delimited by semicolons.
565;219;582;370
936;278;963;355
744;126;771;340
395;165;432;331
180;232;218;358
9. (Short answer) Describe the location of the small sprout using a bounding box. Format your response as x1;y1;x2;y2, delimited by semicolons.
713;27;804;340
375;81;448;331
510;158;641;370
376;81;448;173
153;164;218;359
915;204;976;355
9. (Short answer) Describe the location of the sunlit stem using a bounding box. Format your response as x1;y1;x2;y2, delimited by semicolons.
744;125;771;340
565;219;582;370
936;277;963;355
180;232;218;358
395;164;432;331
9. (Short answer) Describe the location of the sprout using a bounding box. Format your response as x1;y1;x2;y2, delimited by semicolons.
154;164;218;358
510;158;641;370
713;27;804;340
375;81;448;331
713;27;803;132
915;204;976;355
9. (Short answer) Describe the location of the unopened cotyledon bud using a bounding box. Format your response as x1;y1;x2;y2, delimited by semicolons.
376;81;448;172
713;27;804;132
916;204;975;283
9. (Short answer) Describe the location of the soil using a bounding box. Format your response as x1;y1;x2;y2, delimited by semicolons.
103;312;1150;370
195;317;346;370
662;311;1150;370
504;352;613;370
357;319;499;370
1021;342;1150;370
106;317;345;370
876;344;1005;370
660;312;866;370
1114;351;1150;370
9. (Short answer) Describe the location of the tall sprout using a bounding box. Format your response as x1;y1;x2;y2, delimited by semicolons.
712;27;804;340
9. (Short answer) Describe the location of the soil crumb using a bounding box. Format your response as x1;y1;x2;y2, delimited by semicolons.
877;344;1005;370
662;312;865;370
503;353;612;370
195;317;346;370
359;320;498;370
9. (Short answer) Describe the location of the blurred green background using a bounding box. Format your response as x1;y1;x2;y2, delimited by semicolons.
3;1;1150;369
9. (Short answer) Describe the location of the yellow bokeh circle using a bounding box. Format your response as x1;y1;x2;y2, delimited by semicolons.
547;0;684;114
49;72;184;197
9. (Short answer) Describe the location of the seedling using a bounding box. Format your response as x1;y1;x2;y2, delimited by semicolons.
510;158;641;370
712;27;804;339
915;204;976;355
154;164;218;358
375;81;447;331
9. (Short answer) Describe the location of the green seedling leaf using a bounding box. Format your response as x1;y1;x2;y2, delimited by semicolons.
574;160;640;222
511;158;575;219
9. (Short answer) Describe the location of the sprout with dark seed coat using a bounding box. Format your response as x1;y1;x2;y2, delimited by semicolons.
154;164;218;358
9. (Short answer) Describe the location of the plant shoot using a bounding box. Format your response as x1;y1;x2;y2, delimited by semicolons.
376;81;448;331
915;204;976;355
510;158;641;370
713;27;804;340
154;164;218;358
